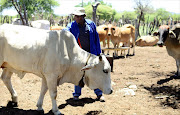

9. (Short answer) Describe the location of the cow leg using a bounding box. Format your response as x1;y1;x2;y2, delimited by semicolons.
1;69;17;106
103;41;106;47
127;43;130;56
107;38;110;54
37;78;48;111
176;60;180;77
45;75;61;115
132;42;135;55
114;44;118;57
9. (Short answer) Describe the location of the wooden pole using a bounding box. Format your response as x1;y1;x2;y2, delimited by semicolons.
92;1;100;25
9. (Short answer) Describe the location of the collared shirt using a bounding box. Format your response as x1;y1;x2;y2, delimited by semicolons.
64;19;101;56
78;22;90;52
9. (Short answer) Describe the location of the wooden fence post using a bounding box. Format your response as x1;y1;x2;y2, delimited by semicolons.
122;15;124;25
92;1;100;25
135;19;138;41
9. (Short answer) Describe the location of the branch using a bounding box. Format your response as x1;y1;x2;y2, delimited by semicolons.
12;0;25;25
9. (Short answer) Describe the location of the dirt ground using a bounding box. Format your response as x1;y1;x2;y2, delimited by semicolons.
0;45;180;115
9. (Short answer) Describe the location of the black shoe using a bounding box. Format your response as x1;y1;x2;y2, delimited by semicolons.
73;96;79;101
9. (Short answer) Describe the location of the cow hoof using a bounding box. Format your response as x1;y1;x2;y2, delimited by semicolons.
7;101;18;108
37;109;44;114
49;109;61;115
54;111;61;115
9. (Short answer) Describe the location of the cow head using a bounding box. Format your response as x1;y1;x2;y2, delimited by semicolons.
104;24;115;37
81;54;113;95
157;25;179;47
157;25;170;47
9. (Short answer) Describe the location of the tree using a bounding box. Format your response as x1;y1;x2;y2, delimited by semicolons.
134;0;152;38
75;0;115;22
155;8;170;20
0;0;59;25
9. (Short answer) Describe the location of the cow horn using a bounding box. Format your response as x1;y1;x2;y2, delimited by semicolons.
169;30;176;38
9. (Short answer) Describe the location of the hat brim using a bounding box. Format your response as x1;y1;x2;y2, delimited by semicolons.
72;13;86;16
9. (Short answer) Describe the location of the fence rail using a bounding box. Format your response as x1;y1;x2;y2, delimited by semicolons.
0;13;179;38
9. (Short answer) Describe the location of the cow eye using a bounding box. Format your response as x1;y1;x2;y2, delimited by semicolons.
103;69;108;74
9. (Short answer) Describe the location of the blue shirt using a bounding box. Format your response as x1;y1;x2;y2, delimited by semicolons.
64;19;101;56
78;22;90;52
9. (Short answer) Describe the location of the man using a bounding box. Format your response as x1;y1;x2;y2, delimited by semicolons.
64;7;105;102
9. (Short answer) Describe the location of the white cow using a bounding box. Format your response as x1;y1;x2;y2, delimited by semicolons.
30;20;50;30
0;24;112;115
12;18;26;25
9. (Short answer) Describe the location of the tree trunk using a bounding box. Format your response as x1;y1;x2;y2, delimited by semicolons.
12;0;25;25
23;0;28;26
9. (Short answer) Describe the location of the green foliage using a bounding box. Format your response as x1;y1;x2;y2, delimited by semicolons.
154;8;170;20
75;1;91;7
97;4;116;20
75;0;114;20
171;14;180;20
144;8;180;24
0;0;13;12
0;0;59;19
114;11;137;22
84;4;115;21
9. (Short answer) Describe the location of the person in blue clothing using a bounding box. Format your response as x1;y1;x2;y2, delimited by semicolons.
64;7;105;102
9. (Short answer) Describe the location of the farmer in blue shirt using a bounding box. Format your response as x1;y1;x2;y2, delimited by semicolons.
64;7;105;102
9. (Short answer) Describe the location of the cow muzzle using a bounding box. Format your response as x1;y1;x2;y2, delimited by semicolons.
157;41;164;47
108;33;111;36
104;88;113;95
109;89;113;94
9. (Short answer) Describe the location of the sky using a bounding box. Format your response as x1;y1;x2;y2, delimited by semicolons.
1;0;180;16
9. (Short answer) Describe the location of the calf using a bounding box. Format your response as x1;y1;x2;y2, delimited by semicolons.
105;24;135;56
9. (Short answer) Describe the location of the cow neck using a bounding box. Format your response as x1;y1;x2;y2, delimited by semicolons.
78;53;91;88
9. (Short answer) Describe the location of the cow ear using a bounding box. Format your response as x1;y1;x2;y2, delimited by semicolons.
81;63;95;71
153;31;158;36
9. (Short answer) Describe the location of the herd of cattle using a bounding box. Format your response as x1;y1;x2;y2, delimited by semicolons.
0;18;179;115
12;18;161;55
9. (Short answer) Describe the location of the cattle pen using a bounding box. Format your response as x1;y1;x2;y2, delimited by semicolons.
0;46;180;115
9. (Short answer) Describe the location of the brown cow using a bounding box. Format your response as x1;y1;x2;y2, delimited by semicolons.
136;35;159;46
121;24;135;55
104;24;135;56
157;24;180;77
97;25;109;48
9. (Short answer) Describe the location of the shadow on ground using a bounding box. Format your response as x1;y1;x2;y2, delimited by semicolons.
143;73;180;109
0;97;100;115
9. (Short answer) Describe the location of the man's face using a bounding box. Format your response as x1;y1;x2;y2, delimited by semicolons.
74;15;85;24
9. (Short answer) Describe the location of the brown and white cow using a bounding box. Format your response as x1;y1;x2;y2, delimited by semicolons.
157;23;180;76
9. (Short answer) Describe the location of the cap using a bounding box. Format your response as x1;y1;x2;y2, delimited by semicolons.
72;7;86;16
